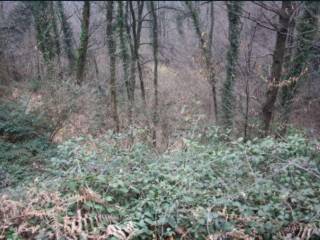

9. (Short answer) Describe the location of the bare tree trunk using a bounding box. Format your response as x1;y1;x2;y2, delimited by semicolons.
106;1;120;133
93;56;99;81
129;1;146;107
185;1;217;123
136;2;146;107
278;12;296;136
208;2;217;123
149;1;159;147
128;58;135;122
57;1;75;71
243;24;257;140
0;2;4;21
76;1;90;85
118;1;132;126
262;1;292;136
35;47;42;81
124;2;136;124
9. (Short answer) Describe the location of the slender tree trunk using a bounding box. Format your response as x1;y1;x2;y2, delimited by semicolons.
136;52;146;107
208;2;217;123
57;1;75;71
35;46;42;81
93;56;99;81
221;1;243;128
149;1;159;147
129;1;146;107
244;77;250;140
243;24;257;140
128;57;136;123
124;1;136;111
49;2;60;60
76;1;90;85
262;1;292;136
106;1;120;133
185;1;217;123
136;2;146;107
278;18;295;136
118;1;132;125
0;2;4;21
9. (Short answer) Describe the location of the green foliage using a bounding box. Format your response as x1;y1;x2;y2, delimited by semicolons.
0;100;54;188
0;102;50;141
28;78;42;92
3;128;315;239
26;1;57;63
280;2;320;127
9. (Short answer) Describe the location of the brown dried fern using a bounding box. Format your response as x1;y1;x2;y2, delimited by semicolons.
0;189;132;239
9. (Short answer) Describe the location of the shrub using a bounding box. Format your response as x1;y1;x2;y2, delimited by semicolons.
0;100;54;188
1;128;320;239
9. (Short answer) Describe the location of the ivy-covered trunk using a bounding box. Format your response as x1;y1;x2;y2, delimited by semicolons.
117;1;132;125
106;1;120;133
149;1;159;147
76;1;90;85
221;1;242;128
280;1;320;134
262;1;292;136
129;1;146;107
29;1;56;64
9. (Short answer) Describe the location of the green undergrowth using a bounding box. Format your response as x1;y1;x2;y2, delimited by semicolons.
0;100;54;189
1;125;320;239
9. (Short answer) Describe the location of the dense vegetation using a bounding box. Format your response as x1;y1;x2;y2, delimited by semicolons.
1;102;320;239
1;1;320;239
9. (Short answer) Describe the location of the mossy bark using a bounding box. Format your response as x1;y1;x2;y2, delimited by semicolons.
280;2;320;134
106;1;120;132
149;1;159;147
28;2;56;64
76;1;90;85
221;1;243;128
117;1;132;125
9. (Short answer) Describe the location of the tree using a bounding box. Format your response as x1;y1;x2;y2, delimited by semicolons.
221;1;243;128
0;2;4;21
28;1;56;64
261;1;293;136
76;1;90;85
106;1;120;132
279;1;320;134
185;1;218;123
129;1;146;107
241;23;257;141
117;1;132;125
57;1;75;71
48;2;61;63
149;1;159;147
